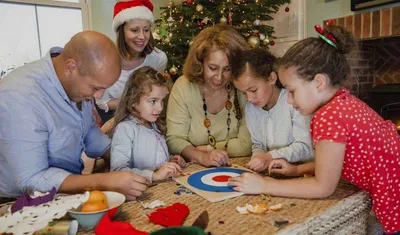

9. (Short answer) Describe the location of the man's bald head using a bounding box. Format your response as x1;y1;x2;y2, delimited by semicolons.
55;31;122;102
63;31;121;78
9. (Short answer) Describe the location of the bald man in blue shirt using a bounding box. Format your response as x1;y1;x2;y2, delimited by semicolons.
0;31;149;200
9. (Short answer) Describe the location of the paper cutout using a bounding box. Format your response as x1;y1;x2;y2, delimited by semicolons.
95;208;148;235
11;187;57;213
140;200;165;209
147;203;189;227
0;191;88;235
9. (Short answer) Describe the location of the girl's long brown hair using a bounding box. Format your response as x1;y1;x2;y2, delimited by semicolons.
111;66;172;136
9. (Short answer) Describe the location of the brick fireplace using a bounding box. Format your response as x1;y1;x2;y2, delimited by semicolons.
324;6;400;131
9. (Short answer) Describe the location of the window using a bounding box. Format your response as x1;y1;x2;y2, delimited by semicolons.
0;0;91;79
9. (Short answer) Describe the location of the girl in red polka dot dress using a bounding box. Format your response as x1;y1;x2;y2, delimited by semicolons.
228;25;400;234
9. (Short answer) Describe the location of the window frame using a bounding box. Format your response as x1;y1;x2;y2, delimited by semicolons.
0;0;92;30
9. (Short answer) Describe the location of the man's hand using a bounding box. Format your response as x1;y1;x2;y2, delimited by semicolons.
59;171;150;201
102;171;149;201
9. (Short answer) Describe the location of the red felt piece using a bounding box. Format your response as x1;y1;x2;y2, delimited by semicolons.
95;208;148;235
147;203;190;227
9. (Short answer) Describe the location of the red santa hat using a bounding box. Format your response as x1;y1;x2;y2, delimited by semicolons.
112;0;154;32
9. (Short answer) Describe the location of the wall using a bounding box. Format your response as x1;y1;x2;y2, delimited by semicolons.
90;0;169;40
306;0;400;37
153;0;170;20
91;0;116;40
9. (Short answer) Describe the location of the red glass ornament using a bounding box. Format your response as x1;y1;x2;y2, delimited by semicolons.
187;0;193;4
163;72;171;80
270;40;275;46
285;7;289;12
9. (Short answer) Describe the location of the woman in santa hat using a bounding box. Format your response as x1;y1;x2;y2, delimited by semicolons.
96;0;167;123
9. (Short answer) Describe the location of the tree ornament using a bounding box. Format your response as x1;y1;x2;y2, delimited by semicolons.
160;28;168;37
270;40;275;46
163;37;171;44
196;4;203;12
263;38;270;45
153;32;161;41
220;16;227;24
169;66;178;75
285;7;290;12
168;0;174;7
187;0;194;4
228;12;233;24
248;36;260;48
253;19;260;26
167;16;175;26
259;33;265;40
163;72;172;80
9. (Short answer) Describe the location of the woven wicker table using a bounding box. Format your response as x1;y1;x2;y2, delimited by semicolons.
79;157;372;235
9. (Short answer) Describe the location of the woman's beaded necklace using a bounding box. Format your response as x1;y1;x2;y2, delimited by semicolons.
202;83;241;150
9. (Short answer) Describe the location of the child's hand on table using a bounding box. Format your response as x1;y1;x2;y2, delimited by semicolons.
268;159;298;176
246;153;273;172
171;155;188;168
152;162;182;181
227;172;268;194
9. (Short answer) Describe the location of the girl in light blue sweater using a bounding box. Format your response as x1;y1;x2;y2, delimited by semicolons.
232;49;314;173
110;66;186;183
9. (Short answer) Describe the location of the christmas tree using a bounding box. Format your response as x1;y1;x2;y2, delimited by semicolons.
154;0;291;79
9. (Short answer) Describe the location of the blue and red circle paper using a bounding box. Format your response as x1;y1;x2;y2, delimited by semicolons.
187;168;249;192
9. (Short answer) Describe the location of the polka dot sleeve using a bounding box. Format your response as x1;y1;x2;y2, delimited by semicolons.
311;107;348;145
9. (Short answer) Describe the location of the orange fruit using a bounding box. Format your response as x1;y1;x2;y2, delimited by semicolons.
87;190;108;207
81;202;107;212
